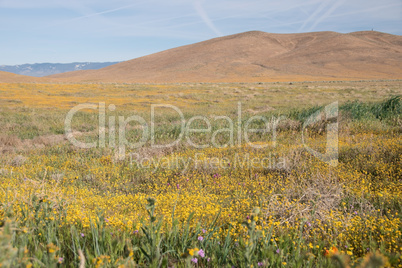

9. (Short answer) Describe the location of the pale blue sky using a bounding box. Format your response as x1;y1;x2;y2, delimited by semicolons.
0;0;401;65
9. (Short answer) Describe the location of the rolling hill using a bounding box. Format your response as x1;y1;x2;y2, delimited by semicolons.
48;30;402;83
0;30;397;83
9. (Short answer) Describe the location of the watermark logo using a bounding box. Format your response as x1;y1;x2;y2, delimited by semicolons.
65;101;339;167
65;102;282;160
128;152;287;173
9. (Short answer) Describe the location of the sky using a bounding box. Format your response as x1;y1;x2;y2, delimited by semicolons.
0;0;401;65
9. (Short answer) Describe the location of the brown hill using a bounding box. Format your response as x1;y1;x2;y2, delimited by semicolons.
49;30;402;83
0;71;47;83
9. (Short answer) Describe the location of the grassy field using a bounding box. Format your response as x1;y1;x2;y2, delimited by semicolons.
0;80;401;267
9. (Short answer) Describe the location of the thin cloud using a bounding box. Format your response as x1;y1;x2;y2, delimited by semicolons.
36;2;147;31
298;0;332;32
307;0;346;32
66;3;139;21
326;2;402;20
193;0;223;36
60;1;152;24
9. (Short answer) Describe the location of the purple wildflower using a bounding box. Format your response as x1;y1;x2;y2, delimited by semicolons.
191;258;198;264
276;248;280;254
202;229;206;233
80;233;84;237
198;249;205;258
258;262;263;267
198;236;203;241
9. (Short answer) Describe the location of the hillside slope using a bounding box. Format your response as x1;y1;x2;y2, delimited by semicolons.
44;30;402;83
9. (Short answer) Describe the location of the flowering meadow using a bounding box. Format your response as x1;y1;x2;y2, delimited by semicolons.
0;81;401;267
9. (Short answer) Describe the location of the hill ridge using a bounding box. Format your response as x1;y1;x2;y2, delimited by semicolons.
12;30;402;83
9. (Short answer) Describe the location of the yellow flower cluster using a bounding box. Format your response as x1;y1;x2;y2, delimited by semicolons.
0;130;400;264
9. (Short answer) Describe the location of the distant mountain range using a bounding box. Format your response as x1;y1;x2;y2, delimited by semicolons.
0;62;119;77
